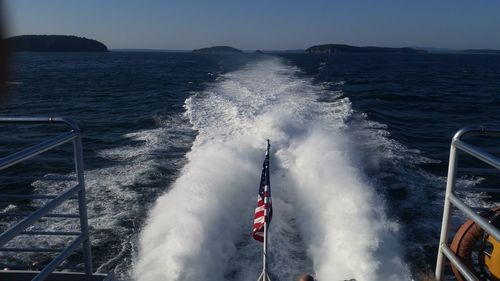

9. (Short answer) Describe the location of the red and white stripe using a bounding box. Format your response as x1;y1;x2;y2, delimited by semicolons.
252;185;271;242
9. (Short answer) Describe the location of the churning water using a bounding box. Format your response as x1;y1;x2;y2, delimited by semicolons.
2;52;500;281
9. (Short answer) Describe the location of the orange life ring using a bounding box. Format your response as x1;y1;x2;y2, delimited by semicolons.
450;207;500;281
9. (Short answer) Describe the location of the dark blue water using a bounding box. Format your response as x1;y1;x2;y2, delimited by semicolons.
1;52;499;280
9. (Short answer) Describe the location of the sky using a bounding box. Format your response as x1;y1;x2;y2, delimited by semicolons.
4;0;500;50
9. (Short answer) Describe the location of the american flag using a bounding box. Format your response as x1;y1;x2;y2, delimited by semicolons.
252;141;272;242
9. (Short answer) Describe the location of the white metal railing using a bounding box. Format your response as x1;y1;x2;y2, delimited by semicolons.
435;127;500;281
0;117;95;281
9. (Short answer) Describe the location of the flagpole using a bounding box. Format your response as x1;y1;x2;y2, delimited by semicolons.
262;214;268;281
256;140;272;281
262;140;270;281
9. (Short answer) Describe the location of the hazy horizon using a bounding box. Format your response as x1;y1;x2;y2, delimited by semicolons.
5;0;500;50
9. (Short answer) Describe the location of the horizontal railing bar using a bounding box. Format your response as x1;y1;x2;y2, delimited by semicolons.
454;187;500;193
0;131;79;171
456;168;500;174
450;206;499;213
32;235;85;281
20;231;81;236
0;116;80;131
454;140;500;170
0;264;86;271
448;193;500;241
0;175;76;181
455;127;500;139
0;194;78;201
0;247;64;252
0;212;80;218
440;244;479;281
0;183;82;246
0;194;57;200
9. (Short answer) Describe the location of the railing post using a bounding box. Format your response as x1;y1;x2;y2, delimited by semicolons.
435;142;459;281
74;136;93;275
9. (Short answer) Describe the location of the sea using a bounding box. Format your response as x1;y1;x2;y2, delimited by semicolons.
1;52;500;281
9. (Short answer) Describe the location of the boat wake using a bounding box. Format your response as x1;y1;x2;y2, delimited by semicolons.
134;57;411;281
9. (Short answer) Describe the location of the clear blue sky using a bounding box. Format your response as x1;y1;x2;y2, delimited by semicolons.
4;0;500;50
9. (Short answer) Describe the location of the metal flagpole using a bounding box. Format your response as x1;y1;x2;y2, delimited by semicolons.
262;190;268;281
259;140;271;281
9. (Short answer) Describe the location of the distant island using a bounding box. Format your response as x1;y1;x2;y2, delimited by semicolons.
266;49;306;54
193;46;243;54
459;49;500;54
306;44;425;54
5;35;108;52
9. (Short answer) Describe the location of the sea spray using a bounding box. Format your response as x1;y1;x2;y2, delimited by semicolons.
278;129;408;280
133;138;262;280
134;57;410;281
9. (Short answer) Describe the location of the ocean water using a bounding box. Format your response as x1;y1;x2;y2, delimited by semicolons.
1;52;500;281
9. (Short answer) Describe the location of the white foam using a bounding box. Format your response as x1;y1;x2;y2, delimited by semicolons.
134;57;411;281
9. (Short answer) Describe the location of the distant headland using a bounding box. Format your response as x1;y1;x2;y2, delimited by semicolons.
193;46;243;54
5;35;108;52
459;49;500;54
306;44;426;54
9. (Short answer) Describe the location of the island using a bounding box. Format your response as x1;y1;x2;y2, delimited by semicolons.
5;35;108;52
460;49;500;54
306;44;425;54
193;46;243;54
